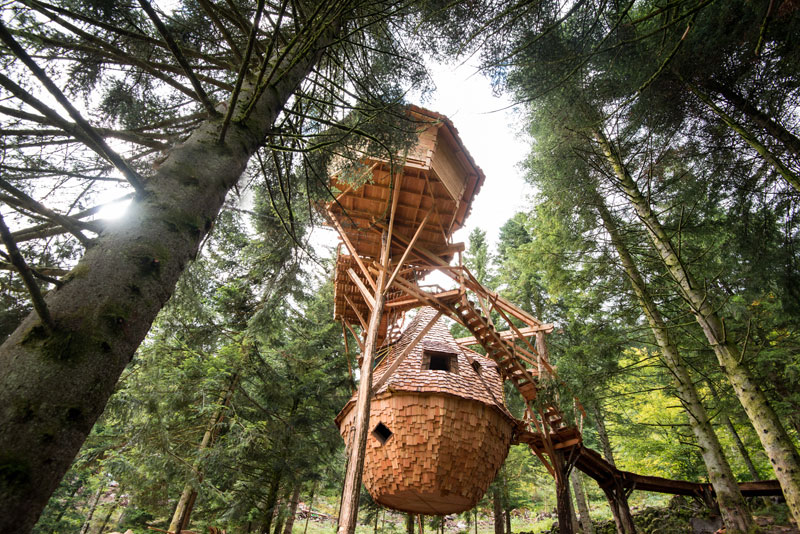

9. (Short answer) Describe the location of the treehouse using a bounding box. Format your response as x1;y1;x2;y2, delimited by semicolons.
328;106;485;347
335;308;516;515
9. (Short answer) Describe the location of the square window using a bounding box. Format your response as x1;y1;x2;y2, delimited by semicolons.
373;422;392;444
422;350;458;373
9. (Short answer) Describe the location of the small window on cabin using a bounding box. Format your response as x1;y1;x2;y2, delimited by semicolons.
373;422;393;445
471;360;482;374
422;350;458;373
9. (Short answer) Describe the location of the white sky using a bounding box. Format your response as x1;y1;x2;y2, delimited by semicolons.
423;62;533;250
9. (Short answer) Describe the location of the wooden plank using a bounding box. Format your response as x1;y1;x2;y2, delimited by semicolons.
385;209;432;293
342;320;364;352
344;293;368;331
347;268;376;311
454;324;554;345
328;208;377;292
371;311;443;392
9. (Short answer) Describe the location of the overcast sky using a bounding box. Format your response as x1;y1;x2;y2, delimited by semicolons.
422;62;533;250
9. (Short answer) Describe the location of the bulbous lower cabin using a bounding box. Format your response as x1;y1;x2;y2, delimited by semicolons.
335;308;516;515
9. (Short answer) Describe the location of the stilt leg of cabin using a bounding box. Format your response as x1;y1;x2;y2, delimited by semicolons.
553;451;576;534
600;478;636;534
337;229;390;534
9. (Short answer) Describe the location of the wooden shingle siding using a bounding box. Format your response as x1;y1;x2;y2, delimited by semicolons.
336;308;515;515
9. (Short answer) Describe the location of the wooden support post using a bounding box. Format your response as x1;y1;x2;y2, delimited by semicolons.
385;209;432;293
337;228;390;534
553;451;576;534
328;208;377;292
599;478;637;534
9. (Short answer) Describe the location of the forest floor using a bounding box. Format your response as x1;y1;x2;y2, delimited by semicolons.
292;495;797;534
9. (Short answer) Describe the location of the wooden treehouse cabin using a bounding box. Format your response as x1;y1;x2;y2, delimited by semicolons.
335;307;516;515
327;106;782;534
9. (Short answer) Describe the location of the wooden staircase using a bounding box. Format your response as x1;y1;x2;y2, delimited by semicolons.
451;295;568;436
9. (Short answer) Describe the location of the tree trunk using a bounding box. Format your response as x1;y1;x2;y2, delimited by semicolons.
707;381;761;482
595;198;753;533
79;484;104;534
406;514;415;534
590;403;615;468
595;128;800;525
553;452;575;534
600;480;636;534
570;470;594;534
0;19;341;533
95;500;117;534
303;484;316;534
705;79;800;160
47;477;83;534
504;509;511;534
337;229;390;534
169;374;239;534
282;483;302;534
681;77;800;192
569;493;580;534
589;403;635;534
261;473;283;534
493;487;504;534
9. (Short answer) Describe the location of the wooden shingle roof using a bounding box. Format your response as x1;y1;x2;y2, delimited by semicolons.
336;308;513;425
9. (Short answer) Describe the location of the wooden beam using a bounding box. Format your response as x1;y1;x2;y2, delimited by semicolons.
454;324;555;345
347;268;375;311
343;293;368;331
327;208;376;292
338;228;391;534
384;209;432;293
385;172;403;256
342;320;364;353
371;311;443;392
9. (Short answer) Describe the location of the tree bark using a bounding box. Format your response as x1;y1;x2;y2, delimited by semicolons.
570;470;594;534
589;403;635;534
406;514;415;534
337;229;390;534
553;452;575;534
282;483;302;534
591;404;616;468
169;374;238;534
0;15;341;533
705;79;800;160
493;487;504;534
261;473;283;534
600;480;636;534
79;484;104;534
595;128;800;526
95;500;117;534
595;198;754;533
707;381;762;482
303;484;316;534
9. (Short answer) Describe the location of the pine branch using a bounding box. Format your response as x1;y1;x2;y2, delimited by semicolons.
0;178;92;246
0;22;146;194
0;212;55;331
218;0;268;143
137;0;219;116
